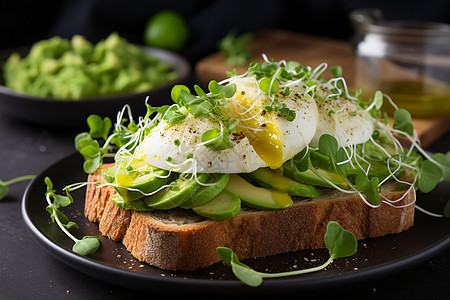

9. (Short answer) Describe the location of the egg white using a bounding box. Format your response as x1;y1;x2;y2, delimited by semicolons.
134;77;319;173
309;96;375;148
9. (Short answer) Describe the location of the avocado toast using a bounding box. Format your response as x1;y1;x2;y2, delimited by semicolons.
76;58;448;271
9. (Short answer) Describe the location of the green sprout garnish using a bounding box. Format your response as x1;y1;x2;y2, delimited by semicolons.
219;31;253;66
44;177;100;255
0;175;35;200
217;221;357;287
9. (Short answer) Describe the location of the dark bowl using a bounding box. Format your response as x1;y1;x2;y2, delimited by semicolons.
0;45;191;127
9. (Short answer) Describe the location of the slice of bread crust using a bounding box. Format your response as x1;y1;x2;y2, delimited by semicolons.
85;164;415;271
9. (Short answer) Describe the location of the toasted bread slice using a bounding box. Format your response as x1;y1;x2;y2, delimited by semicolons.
84;164;415;271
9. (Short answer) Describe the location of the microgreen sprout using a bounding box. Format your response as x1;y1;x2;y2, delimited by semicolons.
44;177;100;255
217;221;357;287
0;175;35;200
219;31;253;66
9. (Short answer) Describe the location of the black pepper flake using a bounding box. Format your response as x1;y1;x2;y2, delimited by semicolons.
231;132;245;142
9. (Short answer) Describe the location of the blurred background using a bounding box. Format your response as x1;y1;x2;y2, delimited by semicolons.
2;0;450;64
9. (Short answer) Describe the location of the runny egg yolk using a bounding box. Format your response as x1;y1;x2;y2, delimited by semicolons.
224;81;284;169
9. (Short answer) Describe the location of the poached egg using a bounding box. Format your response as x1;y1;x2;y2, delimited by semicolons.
134;76;319;173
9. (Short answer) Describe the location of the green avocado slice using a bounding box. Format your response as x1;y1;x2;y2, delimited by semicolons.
144;173;210;210
101;159;171;202
180;173;230;209
248;168;320;198
193;189;241;220
225;174;292;210
110;193;153;212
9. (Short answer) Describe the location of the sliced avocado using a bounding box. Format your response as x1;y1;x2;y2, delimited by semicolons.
144;173;210;210
180;173;230;209
193;189;241;220
115;168;171;202
309;150;333;171
102;159;171;202
110;193;153;212
283;159;349;189
101;166;118;183
225;174;292;210
248;168;320;198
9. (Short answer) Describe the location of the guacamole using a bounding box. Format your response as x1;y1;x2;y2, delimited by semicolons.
3;32;178;99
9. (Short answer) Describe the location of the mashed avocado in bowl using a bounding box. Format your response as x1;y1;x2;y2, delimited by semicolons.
0;33;190;126
3;32;178;99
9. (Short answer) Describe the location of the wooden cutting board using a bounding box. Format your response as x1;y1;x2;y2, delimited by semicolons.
195;29;450;148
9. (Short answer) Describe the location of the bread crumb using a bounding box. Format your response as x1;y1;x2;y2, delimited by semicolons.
117;254;122;258
353;267;359;270
161;274;166;277
139;265;144;268
66;290;70;294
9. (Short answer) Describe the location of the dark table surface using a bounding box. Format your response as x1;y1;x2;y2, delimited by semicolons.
0;111;449;300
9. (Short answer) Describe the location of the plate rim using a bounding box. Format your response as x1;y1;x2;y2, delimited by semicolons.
21;152;450;294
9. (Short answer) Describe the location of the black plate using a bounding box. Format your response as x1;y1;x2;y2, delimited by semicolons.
0;45;191;127
22;153;450;296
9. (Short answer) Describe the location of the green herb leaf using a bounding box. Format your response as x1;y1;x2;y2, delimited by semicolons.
72;236;101;255
330;66;342;77
170;85;190;106
354;169;380;205
194;84;207;98
87;115;112;140
54;194;73;208
208;80;222;94
201;127;233;151
222;83;237;98
393;109;414;136
418;160;443;193
294;148;309;172
318;134;338;166
45;177;101;256
324;221;358;260
335;148;350;175
373;91;383;110
216;246;235;266
231;259;263;287
0;175;35;201
259;77;279;95
79;145;103;174
216;221;357;287
74;132;105;173
163;105;189;124
186;98;213;117
0;184;9;200
144;103;170;119
219;31;253;66
64;221;79;229
431;152;450;181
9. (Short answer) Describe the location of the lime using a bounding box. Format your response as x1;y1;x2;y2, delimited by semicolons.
143;10;189;52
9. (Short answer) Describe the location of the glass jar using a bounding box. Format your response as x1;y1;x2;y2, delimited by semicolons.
350;8;450;118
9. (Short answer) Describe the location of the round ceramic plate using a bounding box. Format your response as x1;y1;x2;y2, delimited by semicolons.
22;153;450;296
0;45;191;127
